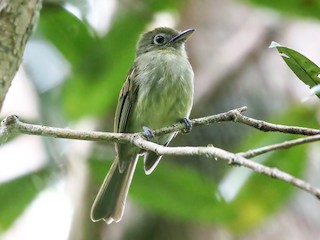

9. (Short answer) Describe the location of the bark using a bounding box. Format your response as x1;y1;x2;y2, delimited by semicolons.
0;0;42;111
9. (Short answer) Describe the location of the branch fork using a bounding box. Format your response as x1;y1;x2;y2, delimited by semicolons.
1;106;320;199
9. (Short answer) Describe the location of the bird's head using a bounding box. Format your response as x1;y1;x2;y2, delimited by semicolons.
136;27;195;57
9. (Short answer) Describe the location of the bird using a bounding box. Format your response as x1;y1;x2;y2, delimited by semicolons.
90;27;195;223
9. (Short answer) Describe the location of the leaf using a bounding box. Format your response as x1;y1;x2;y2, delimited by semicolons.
36;5;93;66
272;42;320;98
0;167;51;232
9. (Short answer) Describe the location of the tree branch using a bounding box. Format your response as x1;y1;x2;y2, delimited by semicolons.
0;0;42;111
1;107;320;200
231;111;320;135
132;136;320;199
0;106;248;143
239;134;320;158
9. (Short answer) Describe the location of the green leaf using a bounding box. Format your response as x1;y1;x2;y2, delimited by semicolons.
273;42;320;98
0;167;51;232
36;5;93;66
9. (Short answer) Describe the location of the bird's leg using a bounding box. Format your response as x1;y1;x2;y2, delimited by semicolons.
180;118;192;134
142;126;155;140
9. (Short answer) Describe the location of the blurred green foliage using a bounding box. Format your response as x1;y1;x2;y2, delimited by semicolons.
228;106;316;232
132;160;234;223
0;167;51;231
244;0;320;19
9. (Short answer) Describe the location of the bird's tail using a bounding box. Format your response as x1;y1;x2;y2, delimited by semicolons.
90;156;138;223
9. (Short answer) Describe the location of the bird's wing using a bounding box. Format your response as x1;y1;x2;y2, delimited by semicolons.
114;66;139;133
114;65;139;172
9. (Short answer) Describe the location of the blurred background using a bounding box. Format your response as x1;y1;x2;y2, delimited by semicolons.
1;0;320;239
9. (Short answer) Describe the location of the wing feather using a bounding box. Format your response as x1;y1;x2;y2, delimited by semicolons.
114;66;139;172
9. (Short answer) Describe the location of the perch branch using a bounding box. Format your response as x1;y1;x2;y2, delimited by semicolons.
231;111;320;135
1;107;320;199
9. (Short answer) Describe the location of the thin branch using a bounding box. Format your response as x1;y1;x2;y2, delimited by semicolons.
1;106;318;142
231;111;320;135
239;134;320;158
0;107;248;142
132;136;320;199
151;106;248;136
1;107;320;200
0;115;133;143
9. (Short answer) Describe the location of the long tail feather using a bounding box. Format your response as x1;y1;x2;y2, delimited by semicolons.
90;156;138;223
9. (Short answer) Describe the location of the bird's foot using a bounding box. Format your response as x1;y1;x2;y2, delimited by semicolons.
142;126;155;140
181;118;192;134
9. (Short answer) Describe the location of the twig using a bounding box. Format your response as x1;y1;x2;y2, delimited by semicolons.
0;115;133;143
239;134;320;158
231;111;320;135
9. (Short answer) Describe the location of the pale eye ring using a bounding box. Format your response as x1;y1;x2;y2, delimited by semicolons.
153;34;165;45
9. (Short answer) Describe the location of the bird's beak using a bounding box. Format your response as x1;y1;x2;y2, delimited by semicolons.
170;28;195;43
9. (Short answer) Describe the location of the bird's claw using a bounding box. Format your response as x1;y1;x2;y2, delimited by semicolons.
181;118;192;134
142;126;155;140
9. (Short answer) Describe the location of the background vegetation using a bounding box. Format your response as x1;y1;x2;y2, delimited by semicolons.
1;0;320;239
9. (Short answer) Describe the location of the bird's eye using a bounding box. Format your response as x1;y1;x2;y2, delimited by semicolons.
153;34;166;45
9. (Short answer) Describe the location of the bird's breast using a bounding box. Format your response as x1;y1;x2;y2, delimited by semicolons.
132;52;194;130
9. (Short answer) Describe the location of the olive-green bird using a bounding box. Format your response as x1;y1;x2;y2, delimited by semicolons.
90;27;195;223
